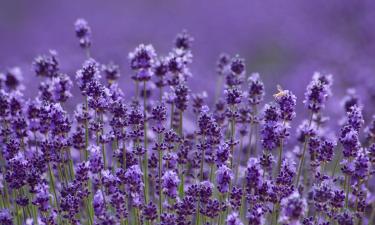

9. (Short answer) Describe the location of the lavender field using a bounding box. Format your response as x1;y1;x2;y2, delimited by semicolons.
0;1;375;225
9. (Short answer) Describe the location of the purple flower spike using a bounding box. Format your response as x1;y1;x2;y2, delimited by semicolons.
216;165;233;193
162;170;180;199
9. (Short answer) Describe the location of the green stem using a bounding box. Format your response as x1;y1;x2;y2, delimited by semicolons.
295;113;313;186
143;81;149;204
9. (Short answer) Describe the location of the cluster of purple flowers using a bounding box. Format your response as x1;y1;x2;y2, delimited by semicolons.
0;18;374;225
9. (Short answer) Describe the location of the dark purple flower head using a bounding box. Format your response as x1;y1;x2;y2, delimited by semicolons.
262;103;280;123
199;181;213;203
129;44;156;70
4;67;23;91
225;87;242;106
339;125;360;158
124;165;144;194
216;143;230;165
247;203;267;225
33;50;60;78
151;102;167;122
154;57;169;77
273;87;296;121
317;137;336;163
279;192;307;223
5;152;28;189
162;170;180;199
173;83;189;112
74;18;91;49
346;105;364;132
353;152;369;180
260;120;286;151
247;73;265;106
102;62;120;83
304;72;332;113
216;165;233;193
246;158;263;190
230;55;245;76
313;181;333;205
229;186;242;210
202;199;221;218
175;30;194;50
330;189;345;209
335;211;354;225
160;212;177;225
76;58;101;93
143;202;157;221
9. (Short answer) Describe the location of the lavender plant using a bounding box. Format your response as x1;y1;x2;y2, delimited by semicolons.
0;18;374;225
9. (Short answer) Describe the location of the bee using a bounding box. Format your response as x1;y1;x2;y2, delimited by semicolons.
273;85;287;99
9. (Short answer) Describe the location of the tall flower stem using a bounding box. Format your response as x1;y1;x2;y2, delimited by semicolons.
143;81;149;204
295;112;314;186
48;163;62;224
157;133;163;222
178;111;184;198
344;159;352;209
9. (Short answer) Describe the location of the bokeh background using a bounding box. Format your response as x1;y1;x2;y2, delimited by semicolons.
1;0;375;122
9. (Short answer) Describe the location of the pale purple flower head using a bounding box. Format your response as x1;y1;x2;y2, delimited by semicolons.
216;164;233;193
279;192;307;223
226;212;243;225
162;170;180;199
74;18;91;49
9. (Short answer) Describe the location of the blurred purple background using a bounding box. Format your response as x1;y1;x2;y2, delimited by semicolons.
1;0;375;121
